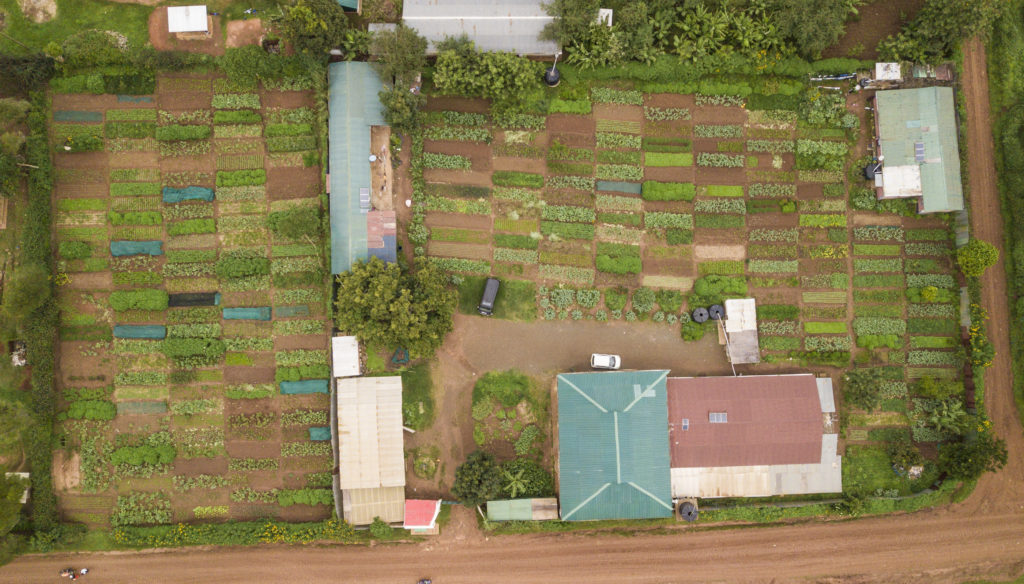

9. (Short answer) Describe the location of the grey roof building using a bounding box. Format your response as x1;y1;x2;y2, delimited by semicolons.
401;0;559;56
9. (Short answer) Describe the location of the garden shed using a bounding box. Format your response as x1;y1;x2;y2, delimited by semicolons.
331;335;361;378
556;370;674;521
327;62;387;274
402;0;559;56
486;498;559;521
166;6;209;34
336;375;406;525
720;298;760;365
403;499;442;534
666;374;841;499
872;86;964;214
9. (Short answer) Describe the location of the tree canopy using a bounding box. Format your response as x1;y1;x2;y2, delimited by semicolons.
452;450;503;506
939;428;1008;480
957;238;1000;277
878;0;1004;62
333;257;456;359
843;367;886;412
0;470;27;539
372;24;428;85
277;0;350;55
432;37;542;111
771;0;861;59
1;265;51;325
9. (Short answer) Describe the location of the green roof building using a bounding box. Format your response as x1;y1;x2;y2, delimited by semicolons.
873;86;964;214
556;370;674;521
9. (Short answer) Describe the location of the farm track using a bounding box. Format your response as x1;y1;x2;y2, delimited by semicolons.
4;40;1024;584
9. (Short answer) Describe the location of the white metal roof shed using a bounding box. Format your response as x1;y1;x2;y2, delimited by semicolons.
402;0;559;56
331;336;361;378
336;376;405;490
167;6;209;33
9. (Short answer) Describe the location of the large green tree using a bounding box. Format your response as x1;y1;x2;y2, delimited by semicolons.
771;0;861;59
452;450;503;506
939;429;1008;480
333;257;456;358
372;24;428;85
1;265;51;325
278;0;349;55
878;0;1004;62
0;470;26;539
957;238;1000;277
432;38;542;111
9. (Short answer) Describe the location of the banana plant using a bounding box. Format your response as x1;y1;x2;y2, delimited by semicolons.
503;468;527;498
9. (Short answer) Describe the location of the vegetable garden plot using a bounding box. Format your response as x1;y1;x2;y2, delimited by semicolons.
51;76;331;524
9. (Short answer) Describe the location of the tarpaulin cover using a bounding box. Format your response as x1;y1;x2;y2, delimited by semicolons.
117;95;153;103
53;111;103;122
163;186;214;203
280;379;329;395
113;325;167;339
596;180;642;194
309;426;331;441
222;307;272;321
110;240;163;256
168;292;220;307
275;305;309;318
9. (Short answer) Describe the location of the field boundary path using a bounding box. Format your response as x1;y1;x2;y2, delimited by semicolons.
2;39;1024;584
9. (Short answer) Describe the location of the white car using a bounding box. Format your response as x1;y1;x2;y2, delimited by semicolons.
590;353;621;370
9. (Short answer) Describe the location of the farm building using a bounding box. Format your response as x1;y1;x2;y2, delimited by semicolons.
404;499;443;534
556;370;675;521
327;62;396;275
335;375;406;525
555;371;841;519
400;0;559;56
667;374;841;499
872;86;964;214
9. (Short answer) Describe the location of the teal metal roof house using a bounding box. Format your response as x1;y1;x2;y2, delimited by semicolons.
556;370;674;521
873;86;964;214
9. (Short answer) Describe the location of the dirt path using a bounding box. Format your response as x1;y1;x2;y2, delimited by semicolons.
3;508;1024;584
959;37;1024;513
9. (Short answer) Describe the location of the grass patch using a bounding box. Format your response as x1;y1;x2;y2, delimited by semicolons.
457;276;536;321
401;363;434;431
0;0;152;52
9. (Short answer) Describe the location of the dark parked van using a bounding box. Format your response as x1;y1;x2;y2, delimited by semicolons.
477;278;500;316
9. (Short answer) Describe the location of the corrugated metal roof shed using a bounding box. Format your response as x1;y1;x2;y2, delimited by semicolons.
402;0;559;56
328;62;387;274
336;376;405;489
343;486;405;525
557;370;674;521
876;87;964;213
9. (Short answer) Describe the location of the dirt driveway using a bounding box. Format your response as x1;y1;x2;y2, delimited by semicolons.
405;314;736;497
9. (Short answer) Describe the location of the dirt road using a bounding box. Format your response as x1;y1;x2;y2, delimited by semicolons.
3;39;1024;584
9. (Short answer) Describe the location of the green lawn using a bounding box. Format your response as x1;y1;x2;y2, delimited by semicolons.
401;362;434;431
457;276;536;321
0;0;152;52
842;444;938;496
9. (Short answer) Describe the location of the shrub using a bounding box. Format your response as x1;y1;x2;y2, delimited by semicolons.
65;400;116;421
216;170;266;187
631;287;655;313
268;206;321;240
109;289;168;312
957;239;999;277
216;250;270;279
690;275;747;305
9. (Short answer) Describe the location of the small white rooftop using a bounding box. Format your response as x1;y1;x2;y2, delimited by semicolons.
875;62;902;81
880;164;923;198
331;336;361;378
724;298;757;334
167;5;209;33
